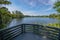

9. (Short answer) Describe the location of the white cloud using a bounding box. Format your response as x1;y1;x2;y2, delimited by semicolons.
24;0;37;7
23;0;57;8
22;11;50;16
42;6;53;12
6;6;16;11
5;4;23;13
38;0;49;5
38;0;57;11
5;0;57;15
38;0;57;5
29;1;35;7
49;0;57;5
22;11;35;15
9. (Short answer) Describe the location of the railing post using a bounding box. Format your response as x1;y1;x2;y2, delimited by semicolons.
58;29;60;40
21;25;23;33
37;25;39;34
33;25;39;34
0;31;2;40
35;25;39;34
33;25;35;33
33;25;36;33
21;24;25;33
0;31;3;40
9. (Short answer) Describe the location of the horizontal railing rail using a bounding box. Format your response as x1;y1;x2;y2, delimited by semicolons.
33;25;60;40
0;24;60;40
17;24;60;40
0;24;25;40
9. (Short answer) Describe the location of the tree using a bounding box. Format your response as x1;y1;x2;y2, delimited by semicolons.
53;0;60;13
12;10;24;18
0;0;11;5
0;0;11;28
49;14;58;18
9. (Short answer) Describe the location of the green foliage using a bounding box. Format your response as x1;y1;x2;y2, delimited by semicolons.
11;10;24;18
53;1;60;13
0;0;11;5
0;7;12;29
0;7;12;23
47;23;60;28
0;0;11;28
0;7;24;29
49;13;60;19
0;0;24;29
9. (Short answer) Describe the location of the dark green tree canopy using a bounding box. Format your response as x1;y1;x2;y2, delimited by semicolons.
0;0;11;5
53;1;60;13
0;0;11;25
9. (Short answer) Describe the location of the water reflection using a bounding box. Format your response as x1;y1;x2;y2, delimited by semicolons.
7;18;23;27
8;17;60;27
0;17;60;29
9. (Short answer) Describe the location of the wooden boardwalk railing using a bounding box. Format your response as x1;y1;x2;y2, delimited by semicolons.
0;24;60;40
33;25;60;40
0;24;25;40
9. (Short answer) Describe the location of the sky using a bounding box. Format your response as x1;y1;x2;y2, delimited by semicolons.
6;0;57;16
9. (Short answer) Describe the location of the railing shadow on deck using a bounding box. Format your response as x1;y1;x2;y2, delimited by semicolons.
0;24;60;40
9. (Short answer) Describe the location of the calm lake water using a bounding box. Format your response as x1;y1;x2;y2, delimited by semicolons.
7;17;60;28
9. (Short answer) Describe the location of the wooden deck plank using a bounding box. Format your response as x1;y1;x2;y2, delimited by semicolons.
12;32;51;40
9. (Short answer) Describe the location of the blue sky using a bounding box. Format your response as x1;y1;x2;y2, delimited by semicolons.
6;0;57;16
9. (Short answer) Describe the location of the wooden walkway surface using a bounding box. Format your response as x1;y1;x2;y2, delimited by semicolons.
12;32;50;40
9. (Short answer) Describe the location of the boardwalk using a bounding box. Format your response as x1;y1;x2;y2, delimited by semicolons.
0;24;60;40
12;32;50;40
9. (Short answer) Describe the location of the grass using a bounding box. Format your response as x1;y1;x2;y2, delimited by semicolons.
47;23;60;28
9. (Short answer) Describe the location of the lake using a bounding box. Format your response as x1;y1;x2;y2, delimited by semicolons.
7;17;60;28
